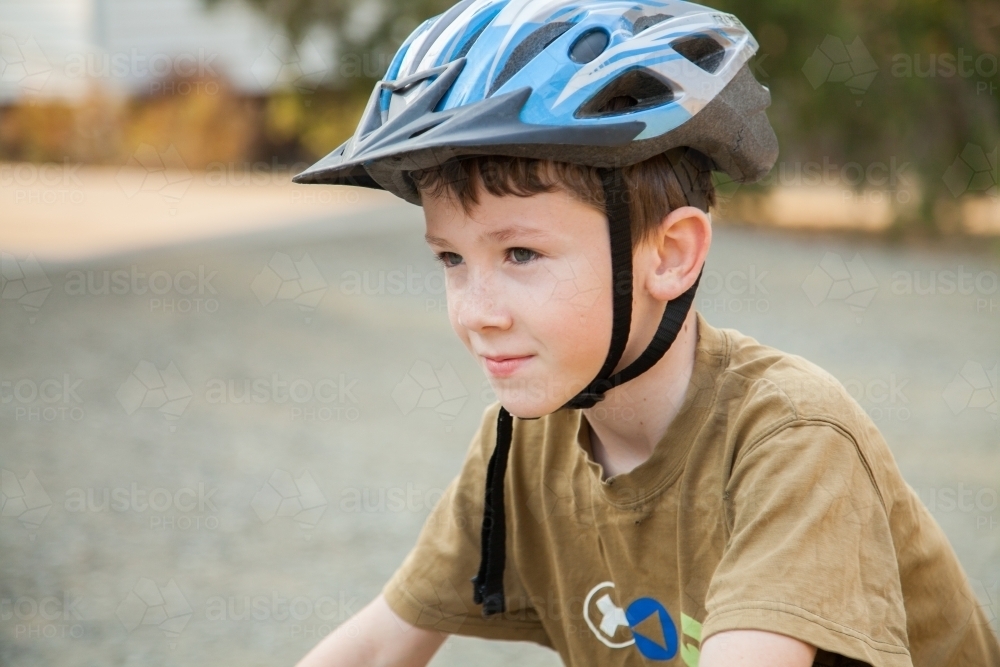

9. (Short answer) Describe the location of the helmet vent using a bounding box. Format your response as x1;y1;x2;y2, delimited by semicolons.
409;121;444;139
569;29;609;64
489;22;572;96
671;34;725;73
575;68;674;118
632;14;673;34
454;21;489;60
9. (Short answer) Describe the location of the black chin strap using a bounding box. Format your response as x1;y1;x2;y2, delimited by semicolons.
471;406;512;615
472;168;701;617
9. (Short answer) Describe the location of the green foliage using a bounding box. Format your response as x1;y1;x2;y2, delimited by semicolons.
708;0;1000;228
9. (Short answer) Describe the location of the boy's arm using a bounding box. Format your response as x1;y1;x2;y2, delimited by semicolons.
295;593;446;667
700;629;818;667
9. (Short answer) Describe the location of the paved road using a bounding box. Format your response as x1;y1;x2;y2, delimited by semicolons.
2;204;999;666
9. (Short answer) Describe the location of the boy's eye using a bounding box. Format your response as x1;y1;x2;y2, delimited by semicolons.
435;251;463;268
509;248;538;264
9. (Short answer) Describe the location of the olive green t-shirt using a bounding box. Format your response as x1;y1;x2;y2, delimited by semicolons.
382;313;1000;666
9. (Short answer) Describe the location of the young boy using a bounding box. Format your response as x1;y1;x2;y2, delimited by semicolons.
292;1;1000;665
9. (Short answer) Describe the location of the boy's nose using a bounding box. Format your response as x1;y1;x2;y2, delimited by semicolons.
456;295;510;331
454;272;511;331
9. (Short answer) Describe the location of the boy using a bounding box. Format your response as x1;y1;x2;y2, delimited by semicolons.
292;1;1000;665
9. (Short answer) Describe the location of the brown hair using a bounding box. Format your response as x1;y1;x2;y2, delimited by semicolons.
409;147;716;249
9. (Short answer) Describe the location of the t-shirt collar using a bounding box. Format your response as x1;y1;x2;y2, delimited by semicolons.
574;312;727;506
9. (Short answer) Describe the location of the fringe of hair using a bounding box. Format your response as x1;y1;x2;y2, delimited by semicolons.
409;149;716;248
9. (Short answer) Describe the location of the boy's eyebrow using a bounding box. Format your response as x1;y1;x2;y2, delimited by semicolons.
424;226;548;248
485;226;550;244
423;234;455;248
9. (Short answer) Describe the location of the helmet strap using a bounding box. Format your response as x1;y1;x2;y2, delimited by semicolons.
472;406;513;616
564;166;703;407
473;167;701;617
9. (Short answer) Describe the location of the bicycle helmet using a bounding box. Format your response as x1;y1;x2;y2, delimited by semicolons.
293;0;778;618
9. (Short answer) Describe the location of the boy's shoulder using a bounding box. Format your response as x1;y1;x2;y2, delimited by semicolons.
701;314;877;462
709;315;861;425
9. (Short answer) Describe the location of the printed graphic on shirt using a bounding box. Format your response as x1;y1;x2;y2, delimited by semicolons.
583;581;702;665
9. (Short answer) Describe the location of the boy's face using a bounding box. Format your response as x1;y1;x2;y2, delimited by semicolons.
423;187;615;418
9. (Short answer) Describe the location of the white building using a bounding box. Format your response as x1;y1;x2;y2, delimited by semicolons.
0;0;335;103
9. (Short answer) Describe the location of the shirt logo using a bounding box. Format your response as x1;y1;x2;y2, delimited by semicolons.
583;581;702;665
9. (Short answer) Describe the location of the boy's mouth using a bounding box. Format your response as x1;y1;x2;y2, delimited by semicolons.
482;354;534;378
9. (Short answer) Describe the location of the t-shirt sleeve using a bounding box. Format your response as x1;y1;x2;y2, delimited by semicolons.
701;421;912;667
381;402;551;646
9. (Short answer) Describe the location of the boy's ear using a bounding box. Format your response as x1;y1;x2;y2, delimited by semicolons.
640;205;712;301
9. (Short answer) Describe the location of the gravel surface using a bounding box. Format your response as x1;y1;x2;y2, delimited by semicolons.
2;205;999;665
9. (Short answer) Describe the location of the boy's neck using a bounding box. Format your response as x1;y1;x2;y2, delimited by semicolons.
583;309;699;481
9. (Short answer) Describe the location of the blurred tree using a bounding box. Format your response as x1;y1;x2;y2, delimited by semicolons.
217;0;1000;232
711;0;1000;230
0;77;263;169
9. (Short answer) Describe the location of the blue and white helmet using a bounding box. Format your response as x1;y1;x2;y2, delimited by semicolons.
293;0;778;202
